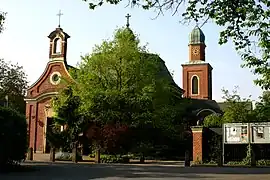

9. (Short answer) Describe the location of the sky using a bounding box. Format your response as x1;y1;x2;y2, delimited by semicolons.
0;0;263;103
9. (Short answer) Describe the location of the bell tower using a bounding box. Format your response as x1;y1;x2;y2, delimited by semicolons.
48;10;70;63
182;25;213;100
48;27;70;62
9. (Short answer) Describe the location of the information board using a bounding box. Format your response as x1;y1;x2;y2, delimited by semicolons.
223;123;249;144
250;122;270;144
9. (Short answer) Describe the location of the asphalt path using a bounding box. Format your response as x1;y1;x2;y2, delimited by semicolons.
1;161;270;180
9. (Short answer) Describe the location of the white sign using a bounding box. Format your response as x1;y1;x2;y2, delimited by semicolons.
224;124;249;144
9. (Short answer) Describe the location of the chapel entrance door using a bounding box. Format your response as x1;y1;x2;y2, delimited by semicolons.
45;117;53;153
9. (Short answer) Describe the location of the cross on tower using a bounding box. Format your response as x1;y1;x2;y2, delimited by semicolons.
57;10;63;28
125;13;131;28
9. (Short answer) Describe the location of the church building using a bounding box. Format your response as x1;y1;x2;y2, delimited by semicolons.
24;14;221;153
24;25;74;153
181;26;221;122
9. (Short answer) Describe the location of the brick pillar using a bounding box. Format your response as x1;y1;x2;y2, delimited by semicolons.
191;126;204;163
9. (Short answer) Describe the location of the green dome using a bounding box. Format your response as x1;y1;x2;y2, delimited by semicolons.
189;26;205;44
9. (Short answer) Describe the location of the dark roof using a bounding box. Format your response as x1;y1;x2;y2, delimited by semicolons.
66;64;76;71
187;98;223;114
48;27;70;39
140;53;184;96
217;101;253;111
189;26;205;44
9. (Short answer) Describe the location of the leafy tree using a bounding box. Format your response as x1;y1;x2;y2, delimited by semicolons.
72;27;185;128
82;0;270;89
0;11;6;33
51;86;82;152
0;59;28;114
0;106;27;167
253;91;270;122
85;122;130;154
53;27;187;155
204;87;253;127
204;114;223;128
221;87;253;123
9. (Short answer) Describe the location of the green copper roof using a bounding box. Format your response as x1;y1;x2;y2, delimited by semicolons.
189;26;205;44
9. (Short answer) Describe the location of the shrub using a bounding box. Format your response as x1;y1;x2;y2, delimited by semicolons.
257;159;270;166
0;107;27;166
100;154;130;163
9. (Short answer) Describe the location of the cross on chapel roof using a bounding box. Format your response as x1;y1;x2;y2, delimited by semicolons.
57;10;63;28
125;13;131;28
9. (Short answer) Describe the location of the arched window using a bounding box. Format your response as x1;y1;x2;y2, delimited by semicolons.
53;38;61;54
191;76;199;95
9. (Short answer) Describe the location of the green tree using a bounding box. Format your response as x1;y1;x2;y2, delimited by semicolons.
0;106;27;167
204;87;253;127
0;59;28;114
53;27;187;154
51;86;82;152
221;87;253;123
204;114;223;128
0;11;6;33
82;0;270;89
253;91;270;122
72;27;184;128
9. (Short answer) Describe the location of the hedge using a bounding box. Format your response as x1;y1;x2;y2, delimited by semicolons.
0;106;27;167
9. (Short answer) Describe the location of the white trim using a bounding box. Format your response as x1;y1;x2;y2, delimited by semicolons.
191;75;200;95
52;36;62;54
24;92;59;102
196;108;217;116
49;57;64;61
27;61;72;90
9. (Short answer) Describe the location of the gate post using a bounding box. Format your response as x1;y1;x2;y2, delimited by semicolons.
191;126;204;164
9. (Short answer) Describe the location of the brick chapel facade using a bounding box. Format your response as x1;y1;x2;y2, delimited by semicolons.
25;26;73;153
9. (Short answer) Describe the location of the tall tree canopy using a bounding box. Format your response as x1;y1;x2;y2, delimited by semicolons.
0;11;6;33
204;87;253;127
53;27;188;152
82;0;270;89
0;59;28;114
253;91;270;122
69;27;185;128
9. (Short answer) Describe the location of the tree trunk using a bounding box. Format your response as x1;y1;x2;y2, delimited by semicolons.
184;150;190;167
95;149;100;163
72;143;78;163
251;147;256;167
140;155;145;163
49;147;55;162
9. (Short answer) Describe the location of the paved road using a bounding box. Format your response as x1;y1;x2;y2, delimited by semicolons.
1;161;270;180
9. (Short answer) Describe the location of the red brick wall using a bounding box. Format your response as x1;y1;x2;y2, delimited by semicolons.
192;131;203;162
188;44;206;62
26;61;71;152
182;63;212;100
26;102;37;150
27;62;70;98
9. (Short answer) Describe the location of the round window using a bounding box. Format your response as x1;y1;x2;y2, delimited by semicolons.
52;74;59;82
50;72;61;85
